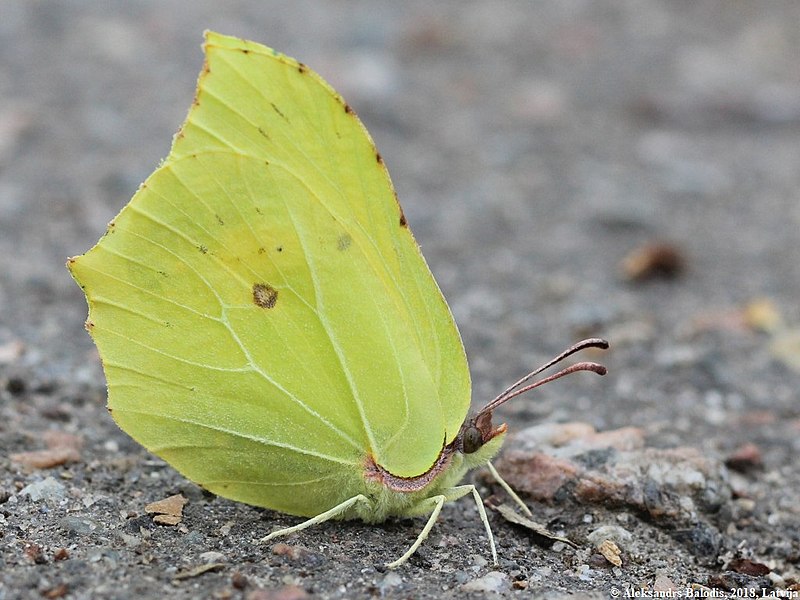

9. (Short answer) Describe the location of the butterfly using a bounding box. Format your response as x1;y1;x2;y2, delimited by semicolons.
68;31;607;568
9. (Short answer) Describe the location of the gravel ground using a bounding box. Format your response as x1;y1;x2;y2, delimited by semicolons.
2;2;800;598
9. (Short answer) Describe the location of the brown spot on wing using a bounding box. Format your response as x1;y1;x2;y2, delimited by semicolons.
252;283;278;309
393;190;408;228
337;234;352;251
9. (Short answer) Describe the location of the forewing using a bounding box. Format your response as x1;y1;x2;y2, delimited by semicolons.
68;31;470;514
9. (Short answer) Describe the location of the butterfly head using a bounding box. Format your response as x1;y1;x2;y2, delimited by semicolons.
458;338;609;456
459;411;507;455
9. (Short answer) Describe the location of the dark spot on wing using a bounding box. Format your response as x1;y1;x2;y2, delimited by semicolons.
337;234;352;251
85;320;95;331
271;103;287;121
216;214;224;226
376;152;383;164
198;245;208;254
344;103;354;115
100;221;116;240
277;246;283;252
257;247;266;255
241;48;250;55
394;190;408;227
253;283;278;309
258;127;270;140
298;62;307;74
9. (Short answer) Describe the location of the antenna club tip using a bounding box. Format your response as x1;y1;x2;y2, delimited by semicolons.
584;338;609;350
573;361;608;376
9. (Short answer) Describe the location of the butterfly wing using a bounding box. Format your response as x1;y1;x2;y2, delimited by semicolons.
68;31;470;516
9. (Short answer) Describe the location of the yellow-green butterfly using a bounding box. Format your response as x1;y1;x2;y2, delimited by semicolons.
68;31;607;568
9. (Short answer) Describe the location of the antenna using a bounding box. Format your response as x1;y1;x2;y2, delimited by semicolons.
477;338;608;417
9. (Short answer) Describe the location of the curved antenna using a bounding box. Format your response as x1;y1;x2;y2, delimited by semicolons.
477;338;608;417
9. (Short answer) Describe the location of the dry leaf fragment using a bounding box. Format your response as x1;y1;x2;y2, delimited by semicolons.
597;539;622;567
41;583;69;599
724;443;763;473
621;241;684;281
494;504;577;547
153;514;182;526
10;447;80;469
53;548;69;561
10;430;84;469
272;542;305;560
743;298;782;333
173;562;225;580
145;493;187;525
727;557;770;576
246;585;309;600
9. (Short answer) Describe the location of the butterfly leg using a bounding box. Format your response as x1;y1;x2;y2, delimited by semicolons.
386;484;498;569
486;461;532;516
259;494;371;544
450;484;498;566
385;493;447;569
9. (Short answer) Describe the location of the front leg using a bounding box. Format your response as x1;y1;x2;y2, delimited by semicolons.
387;484;497;569
259;494;372;543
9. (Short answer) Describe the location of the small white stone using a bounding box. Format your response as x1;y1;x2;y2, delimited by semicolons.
461;571;511;594
19;477;66;502
199;551;226;563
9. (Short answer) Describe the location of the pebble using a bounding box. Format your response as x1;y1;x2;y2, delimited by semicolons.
378;571;403;593
199;550;226;563
725;443;763;472
60;515;99;536
460;571;511;594
586;525;633;548
470;554;488;570
495;422;731;557
19;477;66;502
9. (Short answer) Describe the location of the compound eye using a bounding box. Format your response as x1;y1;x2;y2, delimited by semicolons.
462;426;483;454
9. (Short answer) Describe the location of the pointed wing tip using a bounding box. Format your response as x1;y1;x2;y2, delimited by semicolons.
201;31;280;60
